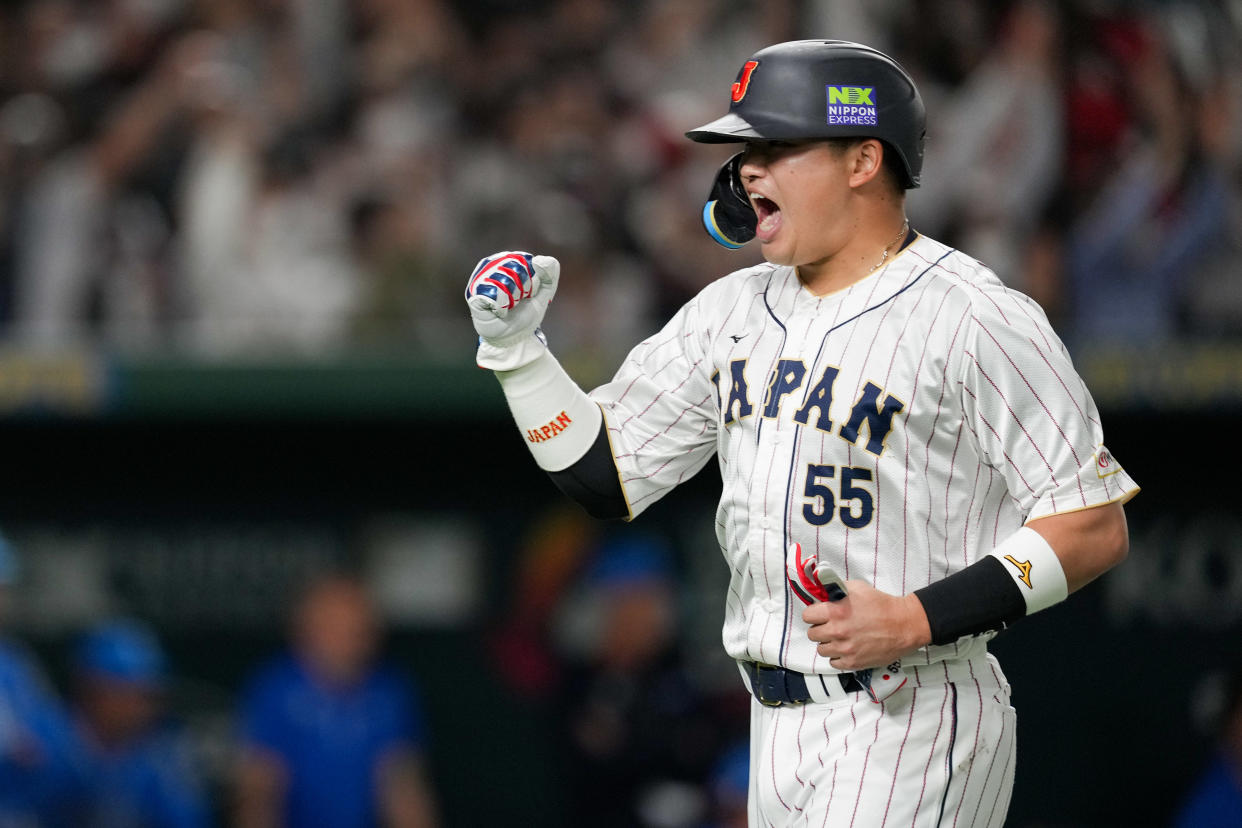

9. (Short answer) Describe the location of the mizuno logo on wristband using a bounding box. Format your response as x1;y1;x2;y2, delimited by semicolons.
1003;555;1034;589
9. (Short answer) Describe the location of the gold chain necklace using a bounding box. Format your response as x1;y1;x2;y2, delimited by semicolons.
868;219;910;275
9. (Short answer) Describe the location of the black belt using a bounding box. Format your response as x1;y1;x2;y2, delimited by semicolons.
743;661;871;706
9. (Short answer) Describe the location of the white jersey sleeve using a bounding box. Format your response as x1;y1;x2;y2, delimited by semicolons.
589;293;720;518
957;281;1139;520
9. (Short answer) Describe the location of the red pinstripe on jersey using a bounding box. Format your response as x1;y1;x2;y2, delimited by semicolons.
592;233;1136;673
589;232;1136;827
881;687;919;824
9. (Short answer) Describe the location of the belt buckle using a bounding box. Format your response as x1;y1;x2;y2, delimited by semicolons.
753;664;785;707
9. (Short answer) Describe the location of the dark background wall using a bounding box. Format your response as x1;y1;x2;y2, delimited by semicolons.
0;390;1233;827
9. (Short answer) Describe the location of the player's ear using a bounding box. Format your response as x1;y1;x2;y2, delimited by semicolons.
847;139;885;189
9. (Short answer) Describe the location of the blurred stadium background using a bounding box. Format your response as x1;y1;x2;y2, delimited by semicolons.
0;0;1239;825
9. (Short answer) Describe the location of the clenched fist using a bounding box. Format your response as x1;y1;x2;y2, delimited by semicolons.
465;251;561;371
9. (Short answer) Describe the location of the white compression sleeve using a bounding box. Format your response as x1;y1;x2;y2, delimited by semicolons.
493;349;602;472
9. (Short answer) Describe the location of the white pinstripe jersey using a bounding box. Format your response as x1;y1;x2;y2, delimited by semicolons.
590;232;1139;675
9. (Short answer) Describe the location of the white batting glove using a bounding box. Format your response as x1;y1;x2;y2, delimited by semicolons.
465;251;560;371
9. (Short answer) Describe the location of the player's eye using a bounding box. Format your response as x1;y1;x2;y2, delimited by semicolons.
743;140;803;165
743;143;777;165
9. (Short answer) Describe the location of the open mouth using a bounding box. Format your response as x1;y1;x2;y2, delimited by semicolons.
751;194;782;241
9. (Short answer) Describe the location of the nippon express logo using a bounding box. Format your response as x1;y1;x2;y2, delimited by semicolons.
826;85;877;126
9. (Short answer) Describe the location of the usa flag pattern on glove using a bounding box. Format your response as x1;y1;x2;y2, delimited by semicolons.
466;251;536;310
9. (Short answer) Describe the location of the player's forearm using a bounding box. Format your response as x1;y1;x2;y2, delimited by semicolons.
466;252;629;519
491;350;602;472
1025;500;1129;593
545;416;629;519
492;357;628;519
912;500;1130;645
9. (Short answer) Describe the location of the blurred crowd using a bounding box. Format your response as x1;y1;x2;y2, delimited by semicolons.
0;548;441;827
0;516;757;828
4;511;1242;827
0;2;1239;825
0;0;1237;368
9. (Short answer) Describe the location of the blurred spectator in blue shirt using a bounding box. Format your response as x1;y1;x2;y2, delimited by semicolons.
1174;667;1242;827
235;574;437;828
71;619;210;828
0;532;84;826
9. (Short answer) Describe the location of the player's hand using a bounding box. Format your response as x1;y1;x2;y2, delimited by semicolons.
465;251;560;370
802;581;932;672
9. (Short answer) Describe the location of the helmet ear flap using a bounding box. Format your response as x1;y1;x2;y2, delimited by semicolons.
701;152;756;249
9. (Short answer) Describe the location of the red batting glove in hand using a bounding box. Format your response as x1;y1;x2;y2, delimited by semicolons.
788;543;909;704
786;542;836;605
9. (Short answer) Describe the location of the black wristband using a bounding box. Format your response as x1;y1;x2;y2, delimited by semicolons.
546;420;629;520
914;556;1027;646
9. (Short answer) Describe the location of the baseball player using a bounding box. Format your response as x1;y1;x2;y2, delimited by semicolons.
466;40;1139;826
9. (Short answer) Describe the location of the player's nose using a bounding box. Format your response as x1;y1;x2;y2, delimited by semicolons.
738;146;768;181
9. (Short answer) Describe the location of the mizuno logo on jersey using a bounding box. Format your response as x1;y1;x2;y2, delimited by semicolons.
1003;555;1034;589
711;359;904;457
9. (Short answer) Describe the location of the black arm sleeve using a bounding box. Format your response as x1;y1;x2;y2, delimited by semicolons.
546;419;629;520
913;556;1027;645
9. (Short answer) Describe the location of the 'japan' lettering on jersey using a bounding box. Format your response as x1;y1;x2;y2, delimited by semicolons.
590;233;1138;675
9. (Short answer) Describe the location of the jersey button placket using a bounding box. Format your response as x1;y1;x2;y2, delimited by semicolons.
748;431;779;592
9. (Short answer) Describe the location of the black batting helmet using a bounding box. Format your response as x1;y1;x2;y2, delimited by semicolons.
688;40;926;249
687;40;926;189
